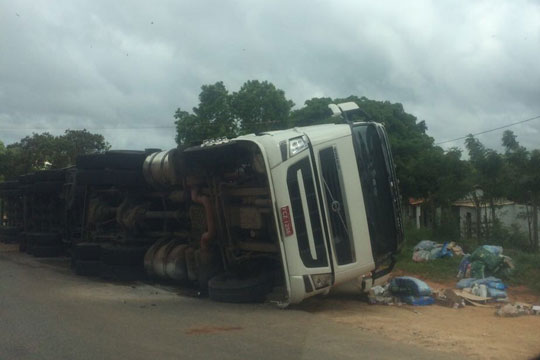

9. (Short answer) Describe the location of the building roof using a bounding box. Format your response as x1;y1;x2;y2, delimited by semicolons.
452;199;515;208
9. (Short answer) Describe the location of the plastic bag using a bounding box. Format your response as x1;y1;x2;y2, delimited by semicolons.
390;276;432;297
470;261;486;278
487;288;508;299
456;277;507;293
400;295;434;306
482;245;503;256
456;278;476;289
439;242;453;258
471;247;503;271
412;250;432;262
457;255;471;278
414;240;438;251
487;281;506;290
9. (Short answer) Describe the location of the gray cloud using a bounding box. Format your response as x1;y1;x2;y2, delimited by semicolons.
1;0;539;152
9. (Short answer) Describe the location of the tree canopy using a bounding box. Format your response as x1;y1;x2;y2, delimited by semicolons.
175;80;294;146
0;129;110;179
232;80;294;134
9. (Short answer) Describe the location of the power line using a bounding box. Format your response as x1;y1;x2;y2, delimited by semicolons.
0;119;285;131
436;114;540;145
0;126;176;131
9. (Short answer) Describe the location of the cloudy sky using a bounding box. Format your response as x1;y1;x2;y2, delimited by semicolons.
1;0;539;152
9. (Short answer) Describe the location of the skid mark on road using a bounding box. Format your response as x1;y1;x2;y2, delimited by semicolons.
185;326;243;335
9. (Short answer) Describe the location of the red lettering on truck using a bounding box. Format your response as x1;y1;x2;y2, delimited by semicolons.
280;206;294;236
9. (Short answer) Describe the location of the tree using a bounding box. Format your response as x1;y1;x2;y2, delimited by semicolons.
175;80;294;145
13;132;58;174
55;129;110;167
503;131;540;251
527;150;540;251
175;82;237;146
289;97;334;127
465;135;510;241
0;130;109;179
232;80;294;134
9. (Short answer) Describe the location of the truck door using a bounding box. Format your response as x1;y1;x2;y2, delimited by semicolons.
271;146;334;302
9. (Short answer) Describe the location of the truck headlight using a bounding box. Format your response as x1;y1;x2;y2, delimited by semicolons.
311;273;332;290
289;135;309;156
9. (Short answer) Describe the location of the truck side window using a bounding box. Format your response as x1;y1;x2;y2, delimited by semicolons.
287;157;328;268
319;147;354;265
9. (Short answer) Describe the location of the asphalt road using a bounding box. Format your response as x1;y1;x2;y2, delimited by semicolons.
0;247;453;360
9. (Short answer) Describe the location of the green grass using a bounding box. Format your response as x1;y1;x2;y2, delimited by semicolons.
394;224;462;283
504;250;540;293
394;224;540;293
394;240;463;283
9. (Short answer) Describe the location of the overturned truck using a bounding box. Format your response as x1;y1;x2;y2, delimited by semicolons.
2;102;404;306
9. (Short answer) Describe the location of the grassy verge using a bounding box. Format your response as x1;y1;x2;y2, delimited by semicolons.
504;250;540;293
394;224;540;293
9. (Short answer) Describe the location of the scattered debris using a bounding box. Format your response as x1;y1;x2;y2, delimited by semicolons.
470;283;488;297
453;289;494;307
457;245;514;279
367;277;436;306
455;276;509;303
412;240;463;262
391;276;432;296
447;242;465;256
390;276;434;306
495;303;536;317
400;295;434;306
367;284;396;305
457;255;471;278
433;289;466;308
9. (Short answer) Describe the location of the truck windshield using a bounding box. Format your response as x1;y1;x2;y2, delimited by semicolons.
350;124;400;263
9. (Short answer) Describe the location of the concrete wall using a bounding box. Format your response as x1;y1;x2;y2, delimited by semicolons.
457;203;535;239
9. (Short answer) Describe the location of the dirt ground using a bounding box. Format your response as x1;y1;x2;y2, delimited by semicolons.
298;274;540;360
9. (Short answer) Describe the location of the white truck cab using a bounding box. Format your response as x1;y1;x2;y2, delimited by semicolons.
232;106;403;305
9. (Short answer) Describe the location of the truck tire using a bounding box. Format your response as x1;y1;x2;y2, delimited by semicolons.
19;232;28;252
0;181;19;190
100;262;145;282
208;272;274;303
19;173;36;184
25;232;62;247
73;260;101;276
73;242;102;261
32;245;63;258
76;151;148;170
100;244;149;266
0;234;19;243
0;226;20;236
32;181;64;193
34;169;65;182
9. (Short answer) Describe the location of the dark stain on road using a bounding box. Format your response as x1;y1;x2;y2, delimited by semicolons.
186;326;243;335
